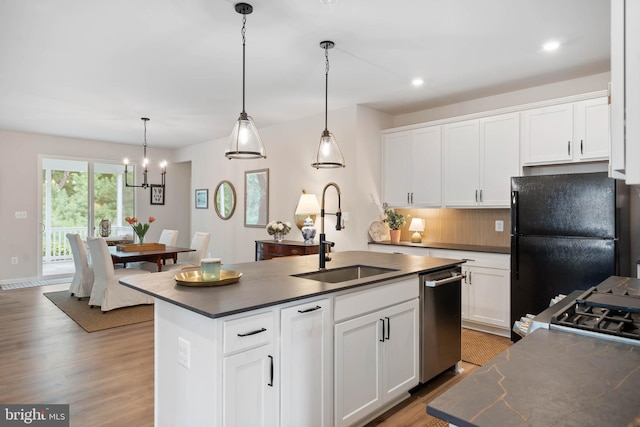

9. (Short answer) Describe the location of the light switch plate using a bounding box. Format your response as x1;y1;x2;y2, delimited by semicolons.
178;337;190;369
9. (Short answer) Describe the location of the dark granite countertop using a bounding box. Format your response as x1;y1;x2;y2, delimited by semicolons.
369;241;510;255
119;250;462;319
427;328;640;427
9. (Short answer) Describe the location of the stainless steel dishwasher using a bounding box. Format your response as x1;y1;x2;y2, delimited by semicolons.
420;265;463;383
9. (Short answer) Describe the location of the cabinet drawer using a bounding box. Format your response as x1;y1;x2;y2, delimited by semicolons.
334;277;418;322
223;311;275;354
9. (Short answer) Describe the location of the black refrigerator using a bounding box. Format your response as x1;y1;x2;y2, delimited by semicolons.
510;172;630;341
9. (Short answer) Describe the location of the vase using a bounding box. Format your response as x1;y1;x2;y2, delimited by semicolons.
389;229;401;244
136;233;146;245
273;231;284;242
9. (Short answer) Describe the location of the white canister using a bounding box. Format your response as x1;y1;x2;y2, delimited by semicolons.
201;258;221;281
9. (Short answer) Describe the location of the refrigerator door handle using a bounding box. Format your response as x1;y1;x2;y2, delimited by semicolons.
514;235;520;279
511;190;518;234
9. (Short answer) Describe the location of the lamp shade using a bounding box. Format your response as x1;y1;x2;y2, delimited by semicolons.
226;114;266;159
409;218;425;232
295;193;321;215
312;131;345;168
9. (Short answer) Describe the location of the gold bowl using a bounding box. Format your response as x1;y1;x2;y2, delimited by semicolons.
174;270;242;287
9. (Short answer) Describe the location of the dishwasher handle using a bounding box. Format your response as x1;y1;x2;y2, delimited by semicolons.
424;274;464;287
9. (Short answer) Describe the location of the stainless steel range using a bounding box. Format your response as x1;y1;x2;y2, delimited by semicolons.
547;276;640;345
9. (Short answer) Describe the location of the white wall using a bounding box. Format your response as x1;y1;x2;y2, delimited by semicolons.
174;105;393;265
0;130;190;281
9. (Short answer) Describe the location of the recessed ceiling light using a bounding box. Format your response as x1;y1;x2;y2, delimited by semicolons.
321;0;337;4
412;77;424;87
542;40;561;52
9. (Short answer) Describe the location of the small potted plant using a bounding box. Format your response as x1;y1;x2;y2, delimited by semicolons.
382;203;405;243
266;220;292;242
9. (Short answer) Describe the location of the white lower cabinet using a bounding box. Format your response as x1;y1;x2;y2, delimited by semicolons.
463;265;510;329
430;249;510;336
334;293;419;427
222;311;278;427
223;343;278;426
280;299;332;427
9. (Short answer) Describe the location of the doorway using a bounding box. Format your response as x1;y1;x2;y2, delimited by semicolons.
40;157;135;277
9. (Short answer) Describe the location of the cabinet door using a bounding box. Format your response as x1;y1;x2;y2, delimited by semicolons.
382;132;412;206
574;97;609;161
280;300;331;427
443;120;480;206
522;103;573;164
480;113;520;206
223;344;278;427
381;299;419;402
466;266;510;328
461;266;470;320
411;126;442;207
334;311;382;427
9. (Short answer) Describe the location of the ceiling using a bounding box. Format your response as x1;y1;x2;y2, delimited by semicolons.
0;0;610;149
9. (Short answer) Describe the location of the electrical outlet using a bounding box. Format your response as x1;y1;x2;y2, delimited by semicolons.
495;220;504;232
11;257;18;265
343;212;350;222
178;337;191;369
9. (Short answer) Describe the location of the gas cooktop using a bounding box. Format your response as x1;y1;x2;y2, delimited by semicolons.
549;276;640;345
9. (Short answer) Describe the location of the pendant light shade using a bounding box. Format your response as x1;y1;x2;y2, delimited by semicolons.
312;40;345;169
226;3;266;160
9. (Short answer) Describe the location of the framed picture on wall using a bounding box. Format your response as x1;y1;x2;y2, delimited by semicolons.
195;189;208;209
244;168;269;227
150;185;165;205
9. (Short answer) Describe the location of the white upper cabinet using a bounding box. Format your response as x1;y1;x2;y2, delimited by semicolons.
574;97;610;161
610;0;640;185
480;113;521;206
443;113;519;207
443;120;480;207
522;97;609;166
382;126;441;207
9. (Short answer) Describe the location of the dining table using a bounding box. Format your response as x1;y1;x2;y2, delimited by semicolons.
109;246;195;272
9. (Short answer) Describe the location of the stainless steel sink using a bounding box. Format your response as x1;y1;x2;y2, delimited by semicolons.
292;265;399;283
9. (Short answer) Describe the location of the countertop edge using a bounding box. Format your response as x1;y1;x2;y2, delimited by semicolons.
119;251;463;319
368;241;510;254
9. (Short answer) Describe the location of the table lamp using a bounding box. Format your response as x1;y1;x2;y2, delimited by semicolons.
295;192;321;244
409;218;425;243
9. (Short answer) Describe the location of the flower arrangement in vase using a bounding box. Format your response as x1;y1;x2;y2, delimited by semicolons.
266;220;292;242
382;203;405;243
125;216;156;245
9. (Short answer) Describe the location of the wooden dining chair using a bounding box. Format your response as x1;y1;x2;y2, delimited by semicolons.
87;237;153;312
67;233;94;299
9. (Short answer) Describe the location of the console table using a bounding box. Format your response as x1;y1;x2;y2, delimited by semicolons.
255;240;327;261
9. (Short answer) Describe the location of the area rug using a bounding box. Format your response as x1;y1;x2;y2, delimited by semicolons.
461;328;512;366
43;290;153;332
1;277;72;290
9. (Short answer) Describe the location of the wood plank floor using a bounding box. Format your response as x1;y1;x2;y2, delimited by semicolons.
0;284;153;427
0;284;477;427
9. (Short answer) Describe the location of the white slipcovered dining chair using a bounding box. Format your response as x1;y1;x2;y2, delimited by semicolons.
67;233;94;299
163;231;210;271
87;237;153;312
137;229;179;272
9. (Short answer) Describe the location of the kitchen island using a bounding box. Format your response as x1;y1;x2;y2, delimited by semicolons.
427;328;640;427
120;250;462;427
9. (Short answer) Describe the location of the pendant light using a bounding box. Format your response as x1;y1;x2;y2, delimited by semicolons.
124;117;167;189
312;40;345;169
225;3;266;159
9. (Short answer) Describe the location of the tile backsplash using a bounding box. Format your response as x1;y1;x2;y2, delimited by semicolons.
394;208;511;247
